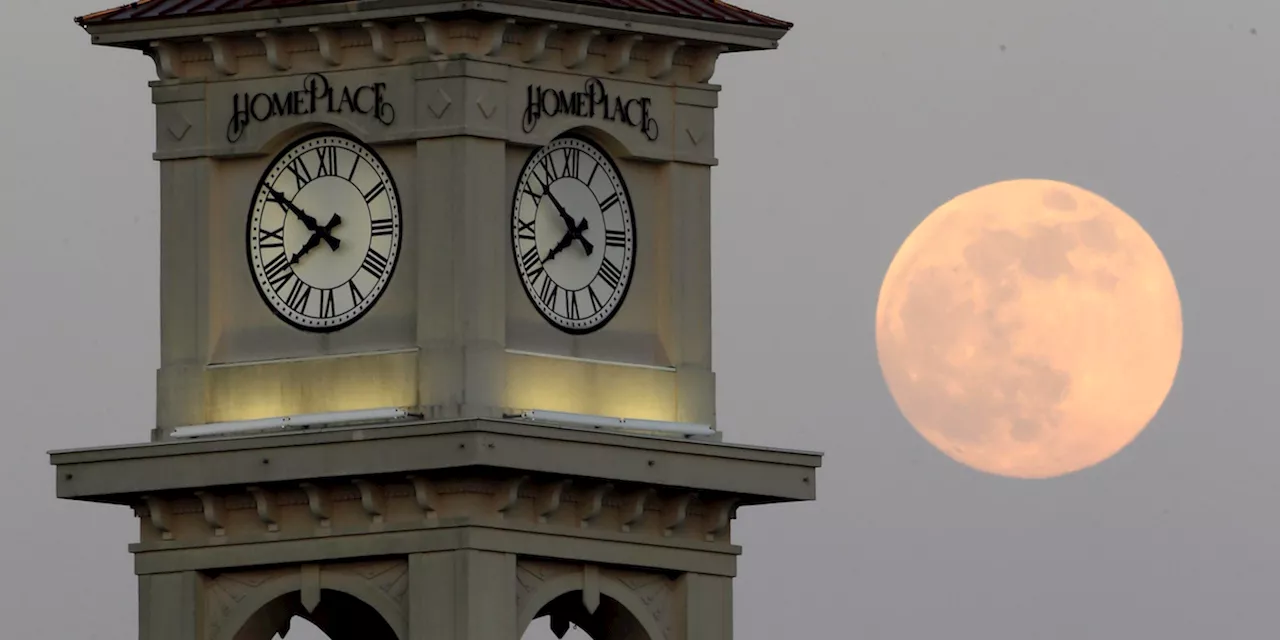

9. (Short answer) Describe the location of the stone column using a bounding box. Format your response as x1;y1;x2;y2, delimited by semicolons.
409;550;519;640
138;571;203;640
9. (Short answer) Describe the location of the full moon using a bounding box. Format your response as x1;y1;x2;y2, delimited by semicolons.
875;179;1182;479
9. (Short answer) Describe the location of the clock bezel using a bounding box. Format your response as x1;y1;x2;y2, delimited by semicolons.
244;128;404;334
510;131;639;336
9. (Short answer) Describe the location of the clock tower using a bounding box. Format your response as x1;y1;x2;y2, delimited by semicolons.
51;0;822;638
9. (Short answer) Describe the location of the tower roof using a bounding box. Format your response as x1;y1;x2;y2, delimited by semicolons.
76;0;792;29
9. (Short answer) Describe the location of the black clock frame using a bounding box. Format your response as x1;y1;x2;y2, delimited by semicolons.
245;128;404;334
511;131;638;336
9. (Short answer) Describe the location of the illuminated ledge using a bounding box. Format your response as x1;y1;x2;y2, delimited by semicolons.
169;407;420;439
49;418;821;507
514;410;715;438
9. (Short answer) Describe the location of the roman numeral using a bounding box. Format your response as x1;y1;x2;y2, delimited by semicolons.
258;226;285;249
520;245;542;272
563;147;582;179
516;218;536;241
522;183;543;204
286;157;313;191
315;146;339;178
371;218;394;237
347;280;364;306
364;181;388;203
605;229;626;248
539;277;558;310
263;252;293;289
586;162;599;187
588;286;603;313
538;153;559;181
567;291;581;320
599;192;620;212
361;248;389;279
598;257;623;289
284;279;312;312
320;288;337;318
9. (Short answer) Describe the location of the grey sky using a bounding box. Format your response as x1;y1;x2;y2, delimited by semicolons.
3;0;1279;638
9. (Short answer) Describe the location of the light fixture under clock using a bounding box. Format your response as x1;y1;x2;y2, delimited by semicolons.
168;406;419;439
514;409;716;438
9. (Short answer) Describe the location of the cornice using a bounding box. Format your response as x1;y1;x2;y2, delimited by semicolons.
82;0;788;53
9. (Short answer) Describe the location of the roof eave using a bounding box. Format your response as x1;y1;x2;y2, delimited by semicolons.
78;0;789;52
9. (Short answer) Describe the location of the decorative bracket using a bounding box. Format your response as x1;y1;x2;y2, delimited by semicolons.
416;17;447;56
143;496;173;540
620;488;656;532
493;476;529;518
535;479;573;523
299;482;331;528
647;40;684;79
363;22;397;61
690;45;727;83
203;36;238;75
605;34;642;74
255;31;291;70
661;492;697;537
578;483;612;529
480;18;515;56
352;479;385;525
561;29;599;69
408;475;439;522
194;491;226;537
704;498;739;541
521;23;557;62
246;486;279;533
147;41;183;80
309;27;343;66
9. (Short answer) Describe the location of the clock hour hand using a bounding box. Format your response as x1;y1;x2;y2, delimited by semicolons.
544;217;591;262
289;214;343;265
543;231;576;263
545;190;594;256
267;187;341;251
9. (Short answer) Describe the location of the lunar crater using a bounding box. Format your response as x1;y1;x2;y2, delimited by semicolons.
876;179;1182;478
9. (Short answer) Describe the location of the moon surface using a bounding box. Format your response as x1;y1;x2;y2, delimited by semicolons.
875;179;1182;479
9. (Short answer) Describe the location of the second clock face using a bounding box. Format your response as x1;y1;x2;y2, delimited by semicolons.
512;134;637;334
247;131;402;332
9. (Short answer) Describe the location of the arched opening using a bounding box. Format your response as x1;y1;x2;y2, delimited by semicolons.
233;589;397;640
521;592;652;640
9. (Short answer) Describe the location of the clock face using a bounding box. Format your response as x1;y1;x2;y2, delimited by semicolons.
511;134;637;334
246;131;402;332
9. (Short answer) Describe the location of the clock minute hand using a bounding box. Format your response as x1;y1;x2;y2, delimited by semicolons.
289;214;344;265
545;191;594;256
267;187;341;251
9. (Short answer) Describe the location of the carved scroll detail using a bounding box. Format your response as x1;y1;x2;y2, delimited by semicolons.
408;475;439;522
255;31;290;70
536;479;572;523
364;22;397;61
647;40;684;79
561;30;599;69
605;34;642;73
299;482;331;528
620;488;656;532
579;483;612;529
194;491;226;536
661;493;696;537
246;486;279;532
143;496;173;540
493;476;530;518
309;27;342;65
521;24;557;62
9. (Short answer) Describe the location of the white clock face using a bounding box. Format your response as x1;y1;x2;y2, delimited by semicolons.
247;131;402;332
512;134;637;334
